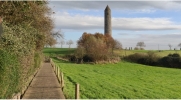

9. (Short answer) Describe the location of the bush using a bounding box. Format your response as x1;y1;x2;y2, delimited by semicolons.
134;47;139;50
0;50;20;98
124;52;181;69
159;53;181;68
124;52;159;66
170;53;180;57
0;22;43;98
124;53;146;63
34;52;42;69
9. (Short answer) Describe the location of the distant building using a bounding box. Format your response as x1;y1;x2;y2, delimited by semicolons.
104;5;112;36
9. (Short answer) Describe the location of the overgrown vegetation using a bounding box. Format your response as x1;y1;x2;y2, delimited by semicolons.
159;53;181;68
124;52;181;69
0;1;55;98
0;50;20;98
69;32;122;63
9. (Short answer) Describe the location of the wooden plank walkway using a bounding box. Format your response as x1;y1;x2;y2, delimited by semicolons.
22;62;65;99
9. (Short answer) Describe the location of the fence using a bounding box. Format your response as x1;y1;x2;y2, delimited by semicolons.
50;58;80;99
50;58;64;89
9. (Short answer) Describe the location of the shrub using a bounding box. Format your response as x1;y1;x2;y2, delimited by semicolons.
124;53;146;63
124;52;159;66
171;53;180;57
159;53;181;68
124;52;181;69
0;22;43;98
134;47;139;50
0;50;20;98
34;52;43;69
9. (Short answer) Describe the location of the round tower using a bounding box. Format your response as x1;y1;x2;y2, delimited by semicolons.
104;5;112;36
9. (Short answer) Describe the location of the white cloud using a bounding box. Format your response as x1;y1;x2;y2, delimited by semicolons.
53;12;181;31
48;1;181;11
113;17;181;30
52;12;103;30
116;32;181;50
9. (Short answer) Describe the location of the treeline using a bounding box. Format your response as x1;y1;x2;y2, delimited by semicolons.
124;52;181;69
0;1;55;98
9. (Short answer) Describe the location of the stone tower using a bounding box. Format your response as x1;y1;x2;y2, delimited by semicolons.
104;5;112;36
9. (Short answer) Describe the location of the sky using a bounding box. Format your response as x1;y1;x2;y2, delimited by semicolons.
48;0;181;50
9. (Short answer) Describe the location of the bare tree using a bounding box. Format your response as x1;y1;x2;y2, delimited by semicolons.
52;31;64;39
136;42;146;49
178;43;181;50
46;36;57;47
168;44;172;50
66;40;73;48
114;40;122;49
59;40;65;48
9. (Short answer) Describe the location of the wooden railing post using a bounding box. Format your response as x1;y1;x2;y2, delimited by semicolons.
75;83;80;99
57;66;58;76
55;65;57;75
58;67;60;82
61;72;64;90
53;63;54;71
54;65;56;73
56;65;58;75
50;59;64;91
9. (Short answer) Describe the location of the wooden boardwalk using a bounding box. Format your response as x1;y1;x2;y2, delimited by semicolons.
22;62;65;99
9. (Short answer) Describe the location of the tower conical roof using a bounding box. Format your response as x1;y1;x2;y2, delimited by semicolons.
105;5;111;11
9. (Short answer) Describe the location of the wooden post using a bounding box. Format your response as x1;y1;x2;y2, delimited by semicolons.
54;64;56;72
53;63;55;71
12;92;21;99
56;66;58;76
75;83;80;99
61;72;64;89
55;65;56;74
58;67;60;82
17;93;21;99
55;65;57;75
55;64;56;72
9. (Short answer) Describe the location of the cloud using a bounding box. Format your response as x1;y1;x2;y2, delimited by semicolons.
48;1;181;11
116;32;181;50
52;12;103;30
113;17;181;30
52;12;181;31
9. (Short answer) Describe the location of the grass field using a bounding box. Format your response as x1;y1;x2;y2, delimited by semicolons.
116;49;181;57
53;58;181;99
43;47;181;57
43;48;75;56
43;48;181;99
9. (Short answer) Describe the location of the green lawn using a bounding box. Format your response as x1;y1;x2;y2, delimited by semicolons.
52;58;181;99
116;50;181;57
43;48;181;99
43;48;181;57
43;48;75;56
